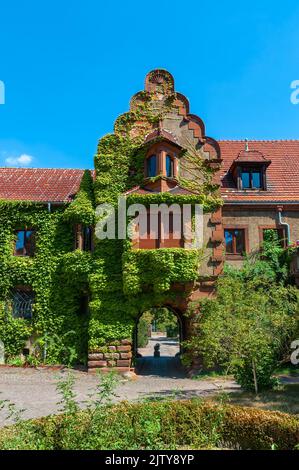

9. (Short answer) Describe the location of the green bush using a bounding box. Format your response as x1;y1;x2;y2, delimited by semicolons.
0;399;298;450
137;318;149;348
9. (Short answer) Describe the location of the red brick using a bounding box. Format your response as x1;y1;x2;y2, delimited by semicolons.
117;345;131;352
104;353;119;360
88;361;107;368
117;359;131;367
88;353;104;361
120;352;132;359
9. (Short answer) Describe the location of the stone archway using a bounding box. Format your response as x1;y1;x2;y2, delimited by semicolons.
133;306;187;377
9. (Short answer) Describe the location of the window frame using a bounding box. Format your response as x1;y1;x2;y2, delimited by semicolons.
144;142;178;179
236;165;267;191
14;229;36;257
224;226;248;259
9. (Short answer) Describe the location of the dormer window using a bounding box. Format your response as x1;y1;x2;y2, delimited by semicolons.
241;167;262;189
147;155;157;177
229;148;271;192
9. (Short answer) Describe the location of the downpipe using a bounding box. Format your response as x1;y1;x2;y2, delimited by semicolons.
277;207;290;246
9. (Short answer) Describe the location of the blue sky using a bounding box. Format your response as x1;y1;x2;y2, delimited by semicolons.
1;0;299;169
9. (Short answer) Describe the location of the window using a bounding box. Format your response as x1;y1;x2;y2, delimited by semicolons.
11;288;34;319
241;168;262;189
15;230;35;256
224;229;246;255
147;155;157;177
75;225;93;251
138;210;183;249
262;228;286;248
83;226;93;251
166;155;174;177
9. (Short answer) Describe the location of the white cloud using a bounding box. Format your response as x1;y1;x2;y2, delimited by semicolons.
5;154;34;167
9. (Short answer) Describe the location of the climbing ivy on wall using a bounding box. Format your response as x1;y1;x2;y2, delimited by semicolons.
0;182;94;364
0;79;222;362
88;97;222;352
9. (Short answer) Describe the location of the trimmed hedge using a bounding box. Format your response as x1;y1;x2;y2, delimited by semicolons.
0;400;298;450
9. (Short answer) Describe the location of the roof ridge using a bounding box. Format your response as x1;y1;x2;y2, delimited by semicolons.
0;167;91;171
218;139;299;143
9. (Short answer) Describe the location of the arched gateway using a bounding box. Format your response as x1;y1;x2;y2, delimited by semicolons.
87;69;224;374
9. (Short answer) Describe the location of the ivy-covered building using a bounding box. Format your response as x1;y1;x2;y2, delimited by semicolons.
1;69;299;371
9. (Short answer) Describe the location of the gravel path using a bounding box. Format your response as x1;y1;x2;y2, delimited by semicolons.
0;336;239;426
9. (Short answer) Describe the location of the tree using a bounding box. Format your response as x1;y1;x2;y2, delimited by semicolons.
184;238;299;393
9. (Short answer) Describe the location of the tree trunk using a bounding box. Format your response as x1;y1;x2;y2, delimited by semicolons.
252;358;258;395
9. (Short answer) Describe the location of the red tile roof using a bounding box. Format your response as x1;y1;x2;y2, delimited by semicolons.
0;168;86;202
1;140;299;204
219;140;299;203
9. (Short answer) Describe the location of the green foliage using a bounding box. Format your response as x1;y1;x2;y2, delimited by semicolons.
126;192;220;213
240;229;295;285
184;256;299;392
0;84;220;362
0;303;32;357
1;392;298;450
122;248;200;295
151;307;179;336
0;198;91;365
63;170;95;225
137;317;149;348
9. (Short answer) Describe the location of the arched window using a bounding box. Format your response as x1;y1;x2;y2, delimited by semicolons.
147;155;157;177
166;155;174;177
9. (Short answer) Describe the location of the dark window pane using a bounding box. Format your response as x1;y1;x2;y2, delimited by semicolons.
15;230;35;256
83;226;92;251
241;171;250;188
147;155;157;177
25;231;35;256
166;155;174;177
252;171;261;188
224;230;233;253
15;231;25;255
12;289;34;319
235;230;245;254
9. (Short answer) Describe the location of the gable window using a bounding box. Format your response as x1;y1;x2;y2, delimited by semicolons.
11;288;34;319
166;155;174;177
147;155;157;177
241;168;262;189
15;230;36;256
224;229;246;256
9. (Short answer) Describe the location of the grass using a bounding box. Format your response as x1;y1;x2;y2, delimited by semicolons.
227;383;299;415
191;363;299;415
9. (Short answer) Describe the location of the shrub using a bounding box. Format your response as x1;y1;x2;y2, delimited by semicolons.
137;318;149;348
0;399;298;450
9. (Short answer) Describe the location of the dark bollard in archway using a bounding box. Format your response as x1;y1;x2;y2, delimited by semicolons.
154;343;160;357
